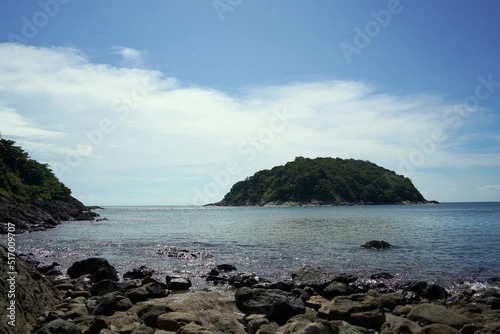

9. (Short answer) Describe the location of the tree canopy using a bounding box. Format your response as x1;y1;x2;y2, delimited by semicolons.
220;157;426;205
0;135;71;201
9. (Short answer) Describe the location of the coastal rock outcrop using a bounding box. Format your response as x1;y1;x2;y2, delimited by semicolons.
67;258;119;282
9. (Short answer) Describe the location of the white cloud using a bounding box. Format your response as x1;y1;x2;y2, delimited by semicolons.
111;46;146;67
0;42;498;204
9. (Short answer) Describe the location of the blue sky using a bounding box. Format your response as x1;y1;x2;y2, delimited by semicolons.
0;0;499;204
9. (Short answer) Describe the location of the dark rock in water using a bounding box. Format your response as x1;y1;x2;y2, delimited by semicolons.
37;262;60;274
155;245;213;260
291;266;337;292
206;274;229;285
371;272;394;279
125;286;151;303
422;284;449;300
67;257;119;282
123;265;155;280
235;287;306;324
165;275;192;290
334;273;358;284
361;240;392;249
91;279;121;296
229;272;268;288
34;318;82;334
208;264;238;276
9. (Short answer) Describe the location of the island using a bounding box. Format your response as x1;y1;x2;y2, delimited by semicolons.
209;157;437;206
0;136;97;234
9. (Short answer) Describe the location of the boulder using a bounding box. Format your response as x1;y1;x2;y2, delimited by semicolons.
123;266;155;280
380;313;421;334
67;258;119;282
235;287;306;324
371;272;394;279
91;279;121;296
34;319;82;334
176;323;216;334
422;284;448;300
93;292;122;316
361;240;391;249
415;324;460;334
322;282;354;299
407;303;472;329
209;264;237;275
157;312;201;331
126;287;151;303
374;292;406;311
138;304;175;327
275;319;337;334
229;272;267;288
144;281;169;298
318;295;385;330
291;267;337;292
165;276;192;290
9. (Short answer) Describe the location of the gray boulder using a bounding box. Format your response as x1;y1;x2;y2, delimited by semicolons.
34;319;82;334
407;303;471;329
235;287;306;324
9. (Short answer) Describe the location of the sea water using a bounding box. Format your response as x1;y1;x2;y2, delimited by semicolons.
17;202;500;290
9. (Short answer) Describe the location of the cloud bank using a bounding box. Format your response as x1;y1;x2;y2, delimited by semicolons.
0;43;498;204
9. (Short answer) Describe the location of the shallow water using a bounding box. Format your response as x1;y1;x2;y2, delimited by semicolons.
16;202;500;290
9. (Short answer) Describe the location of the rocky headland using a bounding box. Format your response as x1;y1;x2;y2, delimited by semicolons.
2;244;499;334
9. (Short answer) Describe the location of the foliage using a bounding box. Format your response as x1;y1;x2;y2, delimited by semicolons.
0;135;71;201
222;157;426;205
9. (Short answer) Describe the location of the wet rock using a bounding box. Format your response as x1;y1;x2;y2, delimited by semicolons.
407;303;472;329
165;276;192;291
87;316;109;334
275;318;337;334
67;258;119;282
291;267;337;292
123;266;155;280
235;287;306;325
422;284;448;300
37;262;62;276
361;240;391;249
176;323;216;334
130;324;155;334
371;272;394;280
157;312;201;331
209;264;238;275
144;281;169;298
229;272;267;288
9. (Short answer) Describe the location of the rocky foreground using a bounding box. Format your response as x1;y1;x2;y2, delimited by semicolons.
1;245;500;334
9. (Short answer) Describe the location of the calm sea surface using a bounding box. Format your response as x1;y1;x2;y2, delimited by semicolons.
17;202;500;290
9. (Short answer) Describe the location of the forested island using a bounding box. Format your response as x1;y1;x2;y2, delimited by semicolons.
211;157;436;206
0;136;97;233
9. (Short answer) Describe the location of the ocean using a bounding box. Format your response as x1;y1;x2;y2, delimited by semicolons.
17;202;500;291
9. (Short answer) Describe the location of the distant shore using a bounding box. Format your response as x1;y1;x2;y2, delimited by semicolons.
205;199;440;207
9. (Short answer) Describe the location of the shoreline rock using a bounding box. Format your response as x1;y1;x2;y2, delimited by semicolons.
0;196;99;234
3;251;500;334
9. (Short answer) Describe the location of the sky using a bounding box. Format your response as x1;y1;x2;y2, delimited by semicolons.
0;0;499;205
